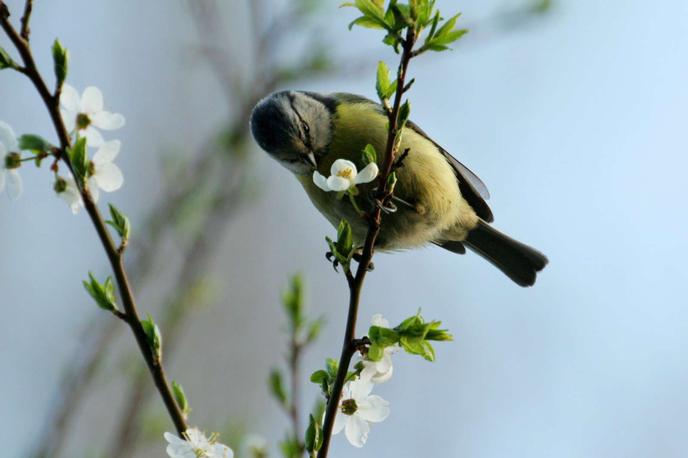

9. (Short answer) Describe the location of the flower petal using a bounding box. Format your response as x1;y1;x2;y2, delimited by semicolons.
349;378;374;401
326;176;351;192
371;314;389;328
354;162;379;185
0;121;18;152
81;86;104;114
165;442;196;458
332;411;347;435
83;127;104;147
92;111;125;130
377;352;393;373
356;395;390;423
344;415;370;448
60;84;81;113
6;170;22;200
313;171;330;191
370;365;394;384
59;179;84;214
94;162;124;192
208;443;234;458
164;432;187;447
61;109;76;132
330;159;357;177
88;178;100;204
93;140;121;165
184;428;210;449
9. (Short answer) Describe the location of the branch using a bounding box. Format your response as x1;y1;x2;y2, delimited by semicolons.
317;27;418;458
0;2;188;436
20;0;32;39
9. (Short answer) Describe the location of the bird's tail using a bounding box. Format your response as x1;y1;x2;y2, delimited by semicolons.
463;220;548;287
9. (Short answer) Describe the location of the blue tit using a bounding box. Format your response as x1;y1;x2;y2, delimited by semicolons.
250;91;548;286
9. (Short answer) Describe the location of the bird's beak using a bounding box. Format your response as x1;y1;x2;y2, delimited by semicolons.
303;152;317;168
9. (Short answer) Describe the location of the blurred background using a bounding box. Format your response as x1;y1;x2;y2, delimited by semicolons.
2;0;688;456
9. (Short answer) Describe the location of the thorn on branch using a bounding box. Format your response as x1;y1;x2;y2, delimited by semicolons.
393;148;410;170
402;78;415;93
352;252;374;271
20;0;33;40
0;3;10;20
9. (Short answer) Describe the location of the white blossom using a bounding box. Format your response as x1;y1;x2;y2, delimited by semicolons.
164;428;233;458
60;84;125;147
361;314;397;384
88;140;124;202
333;378;390;448
57;176;84;215
0;121;23;200
313;159;378;192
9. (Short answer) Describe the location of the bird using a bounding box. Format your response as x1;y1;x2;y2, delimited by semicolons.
250;90;548;286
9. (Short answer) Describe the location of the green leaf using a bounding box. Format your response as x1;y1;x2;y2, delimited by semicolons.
367;343;385;361
82;273;118;312
51;39;69;88
18;134;51;153
305;414;322;453
269;369;288;406
375;61;398;101
424;13;468;51
336;219;354;259
282;274;305;332
0;47;13;70
306;318;324;344
106;204;131;242
326;358;339;378
398;100;411;127
362;144;378;165
369;325;400;347
172;381;191;416
343;0;389;30
141;314;162;360
348;15;385;30
67;136;88;184
279;436;302;458
310;370;328;384
426;327;454;341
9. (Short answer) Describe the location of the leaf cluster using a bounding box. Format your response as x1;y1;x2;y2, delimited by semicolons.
368;311;453;362
141;314;162;361
325;219;354;270
343;0;468;54
106;204;131;244
82;272;118;312
309;358;360;400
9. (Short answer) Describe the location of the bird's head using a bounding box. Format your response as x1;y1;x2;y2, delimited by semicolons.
250;91;334;175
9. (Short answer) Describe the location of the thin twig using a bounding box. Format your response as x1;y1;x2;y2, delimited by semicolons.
0;1;188;436
19;0;32;39
318;27;418;458
289;335;303;449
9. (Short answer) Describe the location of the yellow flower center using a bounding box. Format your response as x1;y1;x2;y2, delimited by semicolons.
337;168;353;179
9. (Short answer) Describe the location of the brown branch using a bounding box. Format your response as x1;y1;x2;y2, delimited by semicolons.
0;1;188;436
317;27;418;458
107;158;247;458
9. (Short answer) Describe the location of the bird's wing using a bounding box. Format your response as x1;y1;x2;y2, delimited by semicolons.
331;93;494;222
407;120;494;222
